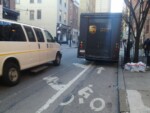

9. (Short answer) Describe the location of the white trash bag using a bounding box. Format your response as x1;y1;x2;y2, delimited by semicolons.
130;63;139;72
124;62;146;72
124;63;131;71
138;62;146;72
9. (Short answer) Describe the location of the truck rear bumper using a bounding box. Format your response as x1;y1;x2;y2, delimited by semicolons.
85;55;118;62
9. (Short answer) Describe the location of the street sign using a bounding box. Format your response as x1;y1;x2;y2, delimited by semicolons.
0;5;2;19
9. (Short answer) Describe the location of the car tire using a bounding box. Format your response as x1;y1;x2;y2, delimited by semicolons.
2;62;20;86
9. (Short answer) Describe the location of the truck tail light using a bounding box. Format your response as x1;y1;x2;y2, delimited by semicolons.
115;43;119;50
80;41;83;49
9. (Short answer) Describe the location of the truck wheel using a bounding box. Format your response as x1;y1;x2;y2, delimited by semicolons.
53;54;61;66
3;62;20;86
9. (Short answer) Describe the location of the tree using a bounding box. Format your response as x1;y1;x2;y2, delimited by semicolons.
124;0;150;62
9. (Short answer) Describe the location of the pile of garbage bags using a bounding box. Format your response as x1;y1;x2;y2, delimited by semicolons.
124;62;146;72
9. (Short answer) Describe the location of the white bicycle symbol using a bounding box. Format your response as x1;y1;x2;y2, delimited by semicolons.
60;84;105;112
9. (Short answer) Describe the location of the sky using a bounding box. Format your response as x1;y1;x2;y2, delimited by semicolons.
76;0;124;13
111;0;124;12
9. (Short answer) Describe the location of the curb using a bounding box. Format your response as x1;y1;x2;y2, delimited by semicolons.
118;55;130;113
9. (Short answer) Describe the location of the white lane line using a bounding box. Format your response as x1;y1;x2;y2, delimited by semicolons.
73;63;87;69
36;64;92;113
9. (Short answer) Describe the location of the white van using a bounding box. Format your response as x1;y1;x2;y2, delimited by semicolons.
0;19;62;86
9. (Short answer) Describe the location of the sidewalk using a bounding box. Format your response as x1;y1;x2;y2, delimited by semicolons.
118;48;150;113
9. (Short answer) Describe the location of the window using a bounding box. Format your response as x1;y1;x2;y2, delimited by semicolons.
30;0;34;3
59;15;62;22
0;21;26;41
37;10;41;19
3;0;10;8
64;20;66;24
24;26;36;42
59;10;62;15
44;30;53;42
70;4;72;10
64;12;66;23
30;10;34;20
60;0;62;4
64;0;67;8
15;0;20;4
37;0;42;3
34;28;44;42
59;10;62;22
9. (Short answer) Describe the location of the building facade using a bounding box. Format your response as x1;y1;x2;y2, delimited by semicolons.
68;0;79;44
79;0;96;13
130;0;150;45
16;0;69;41
144;11;150;44
79;0;96;37
95;0;111;12
123;0;150;46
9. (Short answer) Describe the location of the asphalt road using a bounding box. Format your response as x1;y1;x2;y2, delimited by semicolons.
0;45;119;113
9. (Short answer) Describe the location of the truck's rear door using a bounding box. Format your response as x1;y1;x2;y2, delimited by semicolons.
86;18;112;59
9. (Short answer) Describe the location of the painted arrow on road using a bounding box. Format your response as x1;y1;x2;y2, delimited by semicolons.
97;67;105;74
73;63;88;69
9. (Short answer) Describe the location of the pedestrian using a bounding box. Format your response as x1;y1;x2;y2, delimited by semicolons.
143;38;150;56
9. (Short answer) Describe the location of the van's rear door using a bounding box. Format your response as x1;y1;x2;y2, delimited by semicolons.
86;18;112;59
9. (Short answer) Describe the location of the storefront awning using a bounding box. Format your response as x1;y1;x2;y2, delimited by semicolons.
3;7;19;16
3;7;19;21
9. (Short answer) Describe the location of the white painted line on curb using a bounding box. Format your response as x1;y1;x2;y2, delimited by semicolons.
73;63;87;69
127;90;150;113
36;63;92;113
